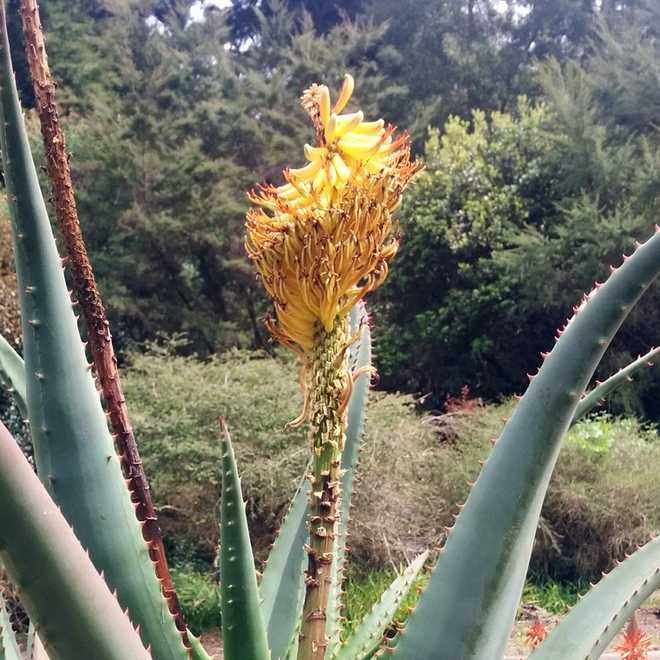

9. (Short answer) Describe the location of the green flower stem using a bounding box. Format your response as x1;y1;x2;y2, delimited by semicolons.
298;316;350;660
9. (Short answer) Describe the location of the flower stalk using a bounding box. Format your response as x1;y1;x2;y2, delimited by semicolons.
245;74;419;660
298;317;351;660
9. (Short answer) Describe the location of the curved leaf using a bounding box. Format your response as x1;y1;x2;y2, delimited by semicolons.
573;345;660;422
0;589;21;660
0;422;150;660
259;473;310;660
334;552;428;660
531;535;660;660
327;302;373;653
393;230;660;659
0;334;26;418
0;4;187;657
219;419;270;660
26;623;49;660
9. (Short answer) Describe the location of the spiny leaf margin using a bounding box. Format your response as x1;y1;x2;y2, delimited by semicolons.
334;551;428;660
393;229;660;659
218;418;270;660
530;535;660;660
326;302;373;654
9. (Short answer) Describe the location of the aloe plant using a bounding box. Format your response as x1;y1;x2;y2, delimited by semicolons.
0;1;659;659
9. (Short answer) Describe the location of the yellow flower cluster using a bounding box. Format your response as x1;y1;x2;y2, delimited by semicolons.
246;74;420;352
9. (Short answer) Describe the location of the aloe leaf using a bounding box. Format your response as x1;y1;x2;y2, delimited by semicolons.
284;620;300;660
26;622;35;659
0;589;21;660
219;419;270;660
259;303;372;658
0;5;187;657
393;231;660;659
26;622;49;660
572;345;660;422
0;421;150;659
530;535;660;659
188;631;213;660
334;551;428;660
0;333;26;417
326;302;372;653
259;472;310;660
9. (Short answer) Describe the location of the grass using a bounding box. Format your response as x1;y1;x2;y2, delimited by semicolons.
521;578;589;615
170;558;592;636
342;561;588;638
341;562;429;639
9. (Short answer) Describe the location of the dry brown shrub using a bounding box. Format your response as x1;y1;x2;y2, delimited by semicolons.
0;205;20;345
349;394;495;565
122;352;660;578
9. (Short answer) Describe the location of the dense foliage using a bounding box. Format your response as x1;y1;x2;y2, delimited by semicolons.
122;350;660;581
0;0;657;410
1;3;659;644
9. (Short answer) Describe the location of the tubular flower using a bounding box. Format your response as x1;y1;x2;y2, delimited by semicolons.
524;619;548;649
614;615;652;660
245;74;421;352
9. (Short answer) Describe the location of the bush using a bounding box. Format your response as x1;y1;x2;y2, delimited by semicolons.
442;404;660;581
123;347;450;565
169;566;221;635
123;347;309;562
373;100;559;404
537;414;660;580
123;349;660;580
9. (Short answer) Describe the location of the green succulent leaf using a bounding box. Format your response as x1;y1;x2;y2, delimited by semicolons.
259;303;372;659
326;302;373;653
26;623;49;660
259;471;310;660
334;551;428;660
0;3;188;657
530;535;660;660
0;422;150;660
393;230;660;659
284;620;300;660
219;419;270;660
0;333;26;418
188;631;213;660
0;589;21;660
572;345;660;422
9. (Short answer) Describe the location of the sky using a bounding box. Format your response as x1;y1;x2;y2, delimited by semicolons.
190;0;232;21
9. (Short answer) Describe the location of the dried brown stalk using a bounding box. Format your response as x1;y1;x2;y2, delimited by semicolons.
17;0;189;646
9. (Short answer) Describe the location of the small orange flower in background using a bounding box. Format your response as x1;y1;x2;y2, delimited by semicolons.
245;74;421;352
614;614;652;660
524;618;548;649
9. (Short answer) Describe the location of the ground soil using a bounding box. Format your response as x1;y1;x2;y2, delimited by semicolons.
200;631;222;658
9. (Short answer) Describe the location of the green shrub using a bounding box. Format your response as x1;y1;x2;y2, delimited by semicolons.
169;566;221;635
122;347;450;565
123;347;309;562
538;413;660;580
442;403;660;580
123;349;660;580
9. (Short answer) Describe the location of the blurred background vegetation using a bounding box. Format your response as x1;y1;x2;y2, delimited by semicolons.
3;0;659;411
1;0;660;633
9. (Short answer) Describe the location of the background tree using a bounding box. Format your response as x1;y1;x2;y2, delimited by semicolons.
2;0;658;411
